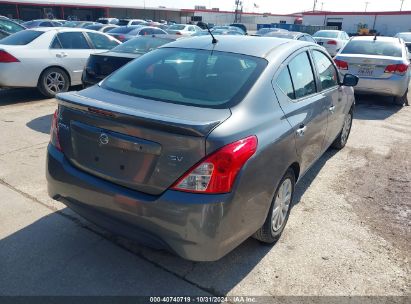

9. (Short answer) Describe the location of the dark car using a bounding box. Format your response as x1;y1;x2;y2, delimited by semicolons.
21;19;62;28
0;17;25;39
85;24;118;33
47;36;358;261
230;23;247;34
82;35;178;86
265;31;317;43
107;26;167;42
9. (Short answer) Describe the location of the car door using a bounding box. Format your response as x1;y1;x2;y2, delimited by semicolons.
273;50;329;173
49;31;93;85
310;49;345;149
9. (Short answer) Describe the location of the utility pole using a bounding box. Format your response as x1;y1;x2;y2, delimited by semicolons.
365;1;370;12
400;0;405;11
234;0;243;23
321;2;324;11
313;0;318;12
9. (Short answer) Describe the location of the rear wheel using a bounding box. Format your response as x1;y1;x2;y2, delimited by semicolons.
394;90;409;106
253;169;295;244
331;110;353;150
38;67;70;98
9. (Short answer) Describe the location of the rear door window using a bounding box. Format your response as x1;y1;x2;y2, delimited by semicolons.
0;30;43;45
139;28;153;36
55;32;90;49
276;67;295;99
312;50;339;90
288;52;317;99
86;32;119;49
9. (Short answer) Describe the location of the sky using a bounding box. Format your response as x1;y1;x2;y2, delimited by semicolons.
15;0;411;14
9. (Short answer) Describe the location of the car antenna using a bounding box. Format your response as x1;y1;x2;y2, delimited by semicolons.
373;33;378;41
204;23;218;44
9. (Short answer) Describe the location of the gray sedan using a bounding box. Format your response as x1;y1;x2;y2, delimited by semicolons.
47;36;358;261
335;36;410;106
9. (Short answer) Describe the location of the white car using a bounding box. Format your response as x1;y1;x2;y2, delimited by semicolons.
166;24;202;36
0;27;120;97
313;30;350;56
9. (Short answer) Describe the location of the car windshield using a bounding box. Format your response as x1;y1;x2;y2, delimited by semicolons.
0;19;25;33
341;40;403;57
107;27;136;34
396;33;411;42
112;37;172;54
314;31;339;38
117;20;131;26
101;48;267;108
168;25;185;30
0;30;43;45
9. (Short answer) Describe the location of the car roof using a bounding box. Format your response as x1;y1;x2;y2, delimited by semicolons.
30;27;99;33
351;36;401;42
160;35;308;59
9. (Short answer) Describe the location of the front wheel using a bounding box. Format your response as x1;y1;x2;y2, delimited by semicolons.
331;110;353;150
253;169;295;244
38;67;70;98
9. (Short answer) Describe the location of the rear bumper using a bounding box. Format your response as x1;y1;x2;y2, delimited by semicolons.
46;144;248;261
353;75;409;97
0;63;39;88
81;69;105;87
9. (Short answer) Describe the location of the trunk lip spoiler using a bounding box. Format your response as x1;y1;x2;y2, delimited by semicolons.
56;92;226;137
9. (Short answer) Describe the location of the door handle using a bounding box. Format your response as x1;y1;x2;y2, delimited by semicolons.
56;52;67;58
329;105;336;113
296;124;307;137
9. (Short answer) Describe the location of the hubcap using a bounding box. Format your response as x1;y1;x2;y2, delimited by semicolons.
45;72;65;93
271;178;292;233
341;113;352;144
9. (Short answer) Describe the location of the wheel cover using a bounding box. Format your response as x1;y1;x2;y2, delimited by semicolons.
341;113;352;145
271;178;292;233
45;72;65;93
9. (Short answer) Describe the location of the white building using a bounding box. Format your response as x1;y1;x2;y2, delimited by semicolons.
303;11;411;36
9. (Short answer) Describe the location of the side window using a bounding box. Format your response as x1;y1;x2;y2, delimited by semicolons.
87;32;119;49
188;26;195;32
50;36;62;49
41;22;53;27
153;29;165;35
56;32;90;49
276;67;295;99
305;35;317;43
297;36;306;41
139;28;153;36
312;50;339;90
288;52;317;99
103;26;115;33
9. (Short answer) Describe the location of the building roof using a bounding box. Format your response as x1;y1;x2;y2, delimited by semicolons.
304;10;411;16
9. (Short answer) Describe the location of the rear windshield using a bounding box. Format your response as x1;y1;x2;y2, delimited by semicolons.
314;31;339;38
98;19;109;24
112;37;172;54
0;30;43;45
101;48;267;108
117;20;131;26
341;40;403;57
168;25;185;30
0;19;24;34
107;27;136;34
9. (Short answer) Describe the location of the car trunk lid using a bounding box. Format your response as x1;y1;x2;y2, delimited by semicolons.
55;86;231;195
85;52;138;81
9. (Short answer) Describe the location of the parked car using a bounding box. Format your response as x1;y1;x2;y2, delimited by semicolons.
85;24;118;33
166;24;202;36
394;32;411;57
253;27;288;36
82;35;179;86
197;21;215;30
97;18;119;25
22;19;63;28
335;36;410;106
0;16;25;39
0;28;120;97
63;21;101;28
230;23;247;34
117;19;146;26
212;26;245;35
47;36;358;261
313;30;350;56
264;31;317;43
193;29;244;36
107;26;167;42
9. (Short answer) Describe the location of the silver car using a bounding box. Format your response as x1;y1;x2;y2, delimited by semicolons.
47;36;358;261
335;36;410;106
0;28;120;97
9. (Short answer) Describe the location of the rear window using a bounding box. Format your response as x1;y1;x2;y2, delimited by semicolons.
101;48;267;108
112;37;172;54
168;25;185;30
107;27;136;34
314;31;339;38
341;40;403;57
0;30;43;45
0;19;24;34
117;20;131;26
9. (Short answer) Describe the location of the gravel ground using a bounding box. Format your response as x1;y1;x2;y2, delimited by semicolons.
0;88;409;296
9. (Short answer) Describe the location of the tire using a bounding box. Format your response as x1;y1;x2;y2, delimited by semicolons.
253;169;295;244
394;90;409;106
38;67;70;98
331;110;353;150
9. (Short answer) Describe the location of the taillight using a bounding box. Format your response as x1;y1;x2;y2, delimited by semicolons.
118;35;125;41
50;109;62;151
334;59;348;70
0;50;19;63
327;40;337;45
171;136;258;194
384;63;409;75
175;32;182;35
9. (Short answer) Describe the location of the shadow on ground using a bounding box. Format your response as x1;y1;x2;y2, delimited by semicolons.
354;94;405;120
0;89;46;106
26;114;52;134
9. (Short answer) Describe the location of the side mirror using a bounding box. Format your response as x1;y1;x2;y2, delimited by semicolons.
341;73;359;87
